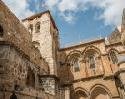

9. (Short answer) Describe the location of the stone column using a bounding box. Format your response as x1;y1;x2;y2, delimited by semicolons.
101;54;113;76
118;72;125;99
117;55;125;98
64;87;70;99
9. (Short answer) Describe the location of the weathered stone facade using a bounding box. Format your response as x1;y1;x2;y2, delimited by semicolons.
22;11;59;76
0;1;52;99
1;0;125;99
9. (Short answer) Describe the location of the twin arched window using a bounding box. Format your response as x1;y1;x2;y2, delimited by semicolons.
28;22;41;33
68;50;97;72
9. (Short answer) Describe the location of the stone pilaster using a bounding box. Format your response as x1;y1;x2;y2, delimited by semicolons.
117;55;125;98
64;87;70;99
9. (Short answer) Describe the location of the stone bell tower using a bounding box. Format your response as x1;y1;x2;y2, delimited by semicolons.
22;11;59;76
22;11;59;96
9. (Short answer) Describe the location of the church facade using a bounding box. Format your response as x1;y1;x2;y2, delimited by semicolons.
1;0;125;99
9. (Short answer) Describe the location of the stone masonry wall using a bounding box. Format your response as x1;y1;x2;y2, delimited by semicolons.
0;0;49;73
23;12;58;75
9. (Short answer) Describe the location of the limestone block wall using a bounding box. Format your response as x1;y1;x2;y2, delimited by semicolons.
23;12;58;75
71;77;120;99
58;38;125;82
58;39;110;82
0;0;49;73
0;44;49;99
58;38;125;99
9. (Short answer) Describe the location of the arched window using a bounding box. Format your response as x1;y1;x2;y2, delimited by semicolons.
68;52;81;72
28;24;33;33
35;22;40;33
73;59;80;72
88;54;96;69
109;50;118;64
85;50;96;70
0;25;3;36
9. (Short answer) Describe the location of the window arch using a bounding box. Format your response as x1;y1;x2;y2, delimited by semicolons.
90;85;111;99
109;50;118;64
84;50;97;70
67;52;81;72
35;22;40;33
28;24;33;33
0;25;4;36
75;90;88;99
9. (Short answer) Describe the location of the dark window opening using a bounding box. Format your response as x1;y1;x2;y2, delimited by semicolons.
0;25;3;36
26;67;35;87
10;92;17;99
0;64;4;74
28;24;33;33
35;22;40;33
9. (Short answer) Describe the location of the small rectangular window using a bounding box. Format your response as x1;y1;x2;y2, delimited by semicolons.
0;64;4;74
0;25;4;37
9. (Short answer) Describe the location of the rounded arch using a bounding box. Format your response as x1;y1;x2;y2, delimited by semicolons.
82;46;102;70
82;45;101;57
65;50;82;63
75;87;89;96
108;48;119;54
65;50;82;72
90;84;112;99
74;87;89;99
108;48;119;64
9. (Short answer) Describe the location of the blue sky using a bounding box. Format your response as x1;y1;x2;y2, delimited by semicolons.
3;0;125;47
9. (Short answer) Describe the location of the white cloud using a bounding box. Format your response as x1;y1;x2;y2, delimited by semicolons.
3;0;125;26
3;0;35;19
45;0;59;9
45;0;125;26
98;0;125;26
61;12;75;23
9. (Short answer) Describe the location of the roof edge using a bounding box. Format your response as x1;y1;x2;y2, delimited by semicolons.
59;38;105;51
22;10;58;31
